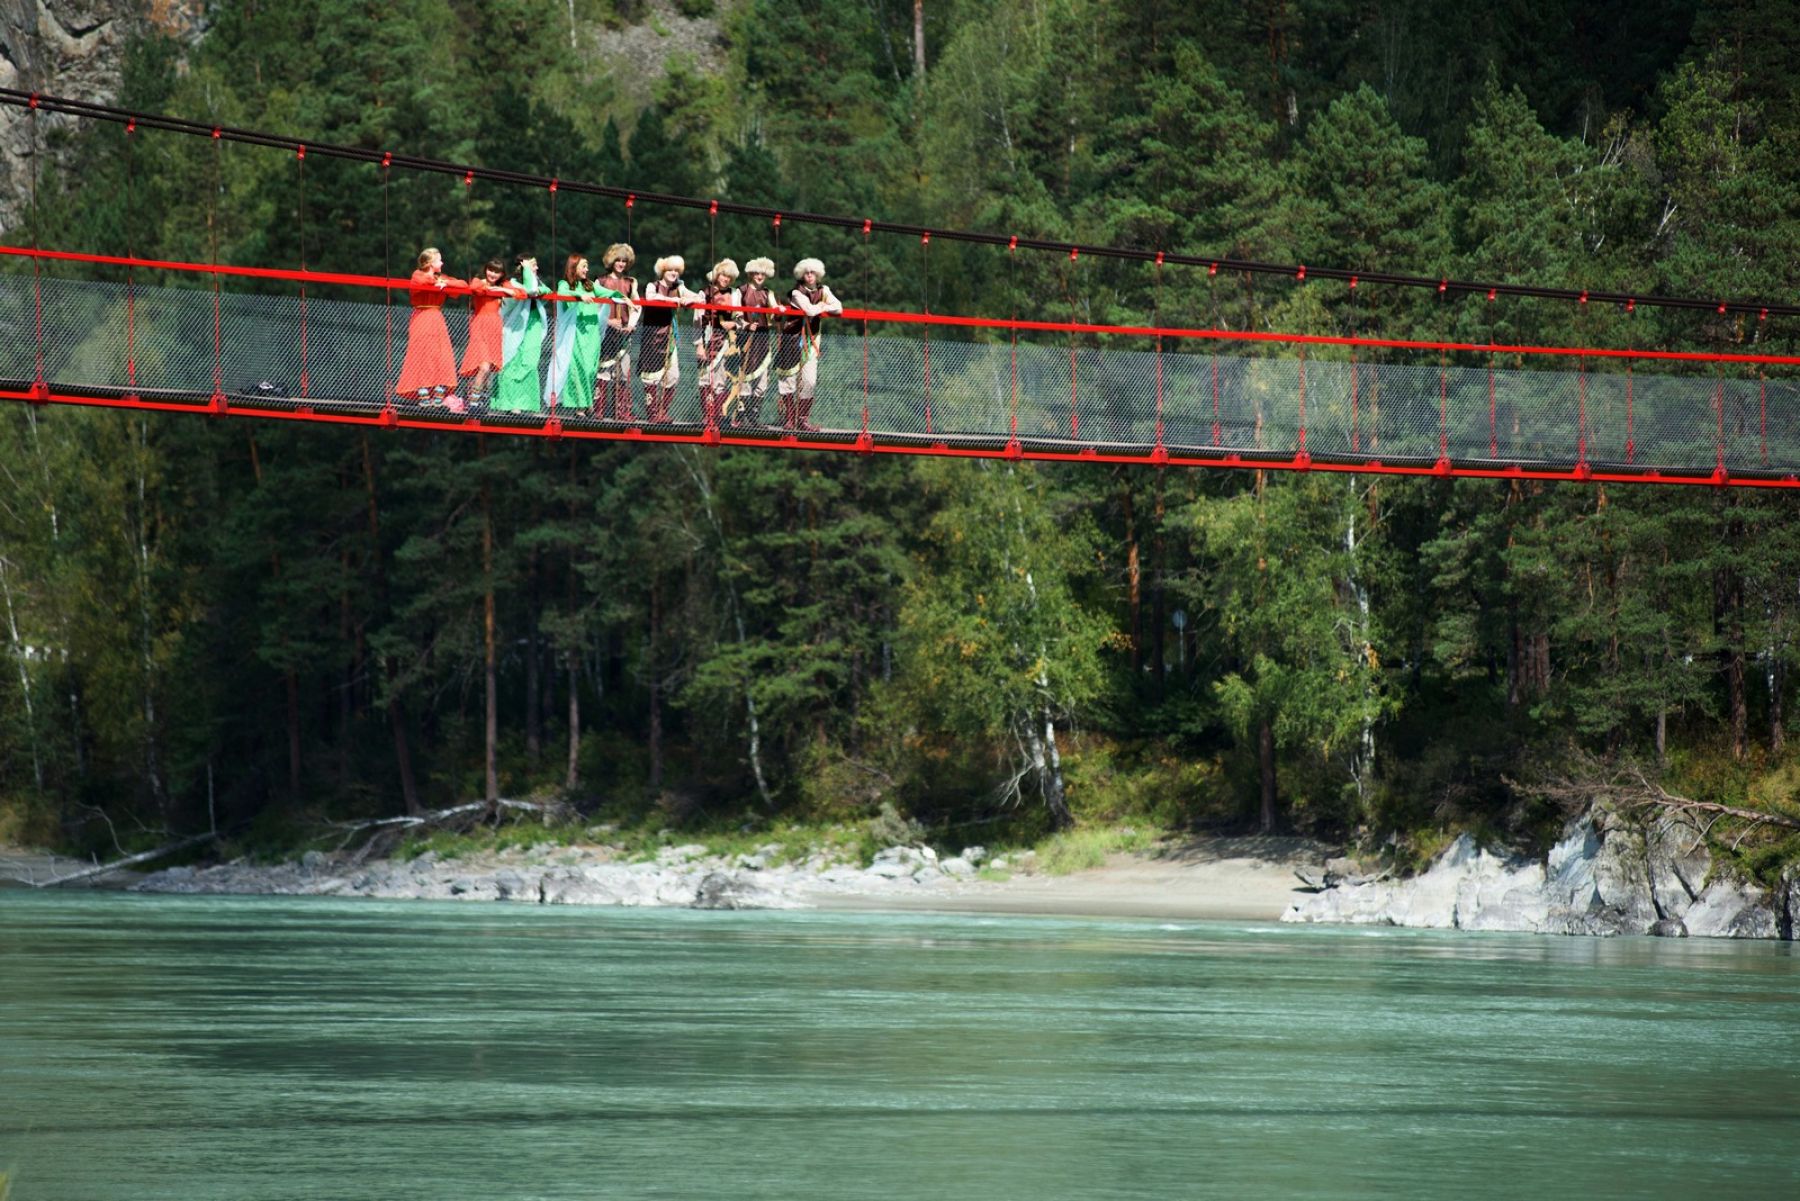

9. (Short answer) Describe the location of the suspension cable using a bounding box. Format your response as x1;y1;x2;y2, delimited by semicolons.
5;87;1784;321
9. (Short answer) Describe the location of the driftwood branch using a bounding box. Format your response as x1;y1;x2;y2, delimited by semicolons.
1527;756;1800;835
323;797;573;840
32;830;221;888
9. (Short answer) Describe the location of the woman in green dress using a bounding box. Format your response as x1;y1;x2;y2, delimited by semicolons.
492;255;550;413
548;254;628;413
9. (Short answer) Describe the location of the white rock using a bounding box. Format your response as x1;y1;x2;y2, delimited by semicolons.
1684;876;1779;939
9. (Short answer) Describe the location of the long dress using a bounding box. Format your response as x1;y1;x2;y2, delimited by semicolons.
492;267;549;413
460;282;505;377
548;280;626;410
395;269;463;398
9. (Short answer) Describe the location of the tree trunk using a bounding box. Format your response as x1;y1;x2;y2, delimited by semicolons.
1123;481;1140;675
482;461;499;804
1772;659;1786;756
134;419;164;812
1152;474;1166;700
1258;717;1277;833
1655;708;1667;768
525;546;542;772
390;695;420;815
913;0;925;78
0;555;44;791
565;654;581;790
339;562;352;786
1716;562;1747;761
1041;708;1071;828
286;669;302;798
648;573;663;792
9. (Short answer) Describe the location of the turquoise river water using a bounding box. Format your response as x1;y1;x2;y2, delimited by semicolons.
1;892;1797;1200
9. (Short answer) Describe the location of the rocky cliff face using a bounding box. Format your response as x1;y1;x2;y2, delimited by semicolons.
1285;806;1796;939
0;1;205;227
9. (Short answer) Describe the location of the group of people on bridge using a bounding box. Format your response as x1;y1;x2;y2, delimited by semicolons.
394;244;845;431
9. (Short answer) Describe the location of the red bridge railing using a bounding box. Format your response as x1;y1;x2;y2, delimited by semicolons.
3;244;1798;488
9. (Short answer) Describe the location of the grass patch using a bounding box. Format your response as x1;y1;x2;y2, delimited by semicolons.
1033;824;1156;875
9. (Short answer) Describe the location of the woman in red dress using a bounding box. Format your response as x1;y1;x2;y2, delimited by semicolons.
459;257;509;409
395;247;465;406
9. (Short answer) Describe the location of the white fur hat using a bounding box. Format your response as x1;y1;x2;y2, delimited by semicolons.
793;257;825;280
710;258;740;282
602;243;635;269
653;255;686;276
745;257;775;276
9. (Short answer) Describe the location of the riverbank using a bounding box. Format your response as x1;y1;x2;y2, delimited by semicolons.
9;804;1793;938
2;835;1325;921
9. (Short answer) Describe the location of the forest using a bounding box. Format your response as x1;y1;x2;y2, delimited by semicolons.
3;0;1799;878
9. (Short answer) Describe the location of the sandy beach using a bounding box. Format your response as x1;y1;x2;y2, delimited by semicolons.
814;836;1323;921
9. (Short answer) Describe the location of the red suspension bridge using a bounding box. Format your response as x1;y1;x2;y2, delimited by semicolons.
5;89;1799;489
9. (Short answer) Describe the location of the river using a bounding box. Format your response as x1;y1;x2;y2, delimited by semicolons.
2;892;1796;1199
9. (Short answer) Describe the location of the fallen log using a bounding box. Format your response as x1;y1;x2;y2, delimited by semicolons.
33;830;221;889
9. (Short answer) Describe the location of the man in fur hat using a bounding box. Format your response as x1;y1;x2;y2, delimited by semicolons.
639;255;704;423
695;258;741;427
727;257;778;427
775;257;844;431
596;243;639;420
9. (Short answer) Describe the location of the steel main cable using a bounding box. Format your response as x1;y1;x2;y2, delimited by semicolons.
4;86;1795;321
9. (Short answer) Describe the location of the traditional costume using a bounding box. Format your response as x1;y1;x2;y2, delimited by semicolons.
775;257;843;430
639;255;703;424
491;262;550;413
728;257;778;427
460;279;505;382
695;259;740;427
395;255;465;403
596;243;639;421
548;274;627;412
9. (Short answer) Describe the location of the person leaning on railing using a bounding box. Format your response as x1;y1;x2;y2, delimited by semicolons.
728;257;779;428
396;247;466;407
695;258;740;426
549;253;628;414
775;257;844;432
459;258;509;410
596;243;640;420
492;255;550;414
639;254;705;424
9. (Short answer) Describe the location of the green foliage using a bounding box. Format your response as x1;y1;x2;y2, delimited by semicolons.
1034;824;1155;875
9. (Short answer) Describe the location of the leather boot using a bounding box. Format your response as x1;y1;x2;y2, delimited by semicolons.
797;394;819;433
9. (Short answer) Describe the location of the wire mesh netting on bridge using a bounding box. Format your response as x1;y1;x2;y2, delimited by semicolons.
3;264;1798;482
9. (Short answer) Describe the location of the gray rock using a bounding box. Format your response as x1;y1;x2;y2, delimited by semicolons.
1286;809;1782;940
300;850;327;872
692;871;768;910
961;845;989;866
491;869;540;902
866;860;911;879
939;857;975;878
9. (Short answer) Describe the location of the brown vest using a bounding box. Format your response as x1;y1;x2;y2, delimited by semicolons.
784;284;825;336
739;283;773;330
701;283;736;332
641;279;680;329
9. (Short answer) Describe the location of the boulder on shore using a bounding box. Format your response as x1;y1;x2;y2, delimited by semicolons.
1283;809;1784;940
